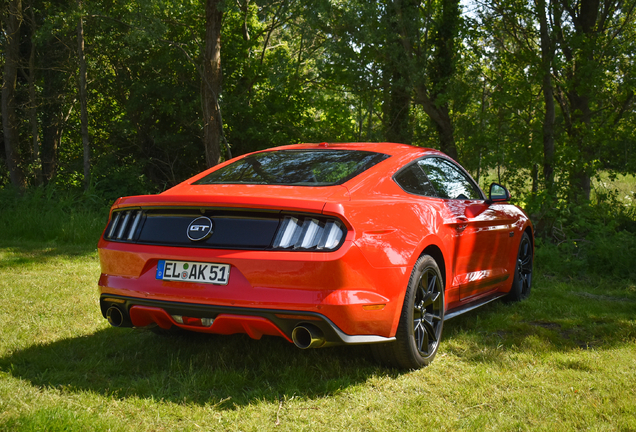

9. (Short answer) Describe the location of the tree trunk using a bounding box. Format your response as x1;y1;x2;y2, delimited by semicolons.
41;68;64;184
2;0;26;190
414;87;459;161
566;0;597;201
537;0;555;192
429;0;460;161
567;91;593;200
385;69;412;144
202;0;223;168
434;105;457;160
27;0;42;186
409;0;460;161
77;0;90;191
39;31;71;185
383;0;413;144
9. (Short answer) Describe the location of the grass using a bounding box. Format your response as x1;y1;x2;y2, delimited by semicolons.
0;183;635;430
0;241;635;431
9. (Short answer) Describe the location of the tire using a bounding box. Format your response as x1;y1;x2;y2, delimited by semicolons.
506;231;533;302
371;255;445;369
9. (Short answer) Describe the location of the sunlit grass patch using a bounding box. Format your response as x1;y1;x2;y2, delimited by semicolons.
1;242;635;431
593;172;636;207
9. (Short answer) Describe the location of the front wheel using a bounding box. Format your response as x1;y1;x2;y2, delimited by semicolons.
505;232;533;302
371;255;445;369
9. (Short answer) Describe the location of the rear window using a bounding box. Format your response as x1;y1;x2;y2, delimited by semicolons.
193;150;390;186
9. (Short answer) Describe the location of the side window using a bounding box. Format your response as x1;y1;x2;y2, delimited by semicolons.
417;158;481;200
394;164;438;197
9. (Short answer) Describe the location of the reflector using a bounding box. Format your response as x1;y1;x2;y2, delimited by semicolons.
183;316;202;326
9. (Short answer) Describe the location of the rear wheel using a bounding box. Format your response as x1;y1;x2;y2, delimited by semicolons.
372;255;445;369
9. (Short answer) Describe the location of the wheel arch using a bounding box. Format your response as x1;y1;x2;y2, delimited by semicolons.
420;244;447;293
408;233;448;291
383;239;448;339
523;224;534;253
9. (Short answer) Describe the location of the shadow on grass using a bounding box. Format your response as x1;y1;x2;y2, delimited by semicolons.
2;267;634;407
2;285;634;408
0;326;392;408
0;242;387;407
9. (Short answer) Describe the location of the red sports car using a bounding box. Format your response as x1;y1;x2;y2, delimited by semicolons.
98;142;533;369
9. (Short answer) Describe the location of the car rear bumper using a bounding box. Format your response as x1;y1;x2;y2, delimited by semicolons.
97;239;409;341
100;294;396;347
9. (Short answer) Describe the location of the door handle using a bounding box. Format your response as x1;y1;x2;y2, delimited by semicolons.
456;222;468;233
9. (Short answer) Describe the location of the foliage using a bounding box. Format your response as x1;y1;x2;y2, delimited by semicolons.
1;0;636;274
2;0;635;187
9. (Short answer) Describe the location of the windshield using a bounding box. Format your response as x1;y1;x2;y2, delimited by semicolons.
193;150;390;186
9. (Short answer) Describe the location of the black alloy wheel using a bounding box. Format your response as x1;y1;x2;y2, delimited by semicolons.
412;264;444;358
506;231;533;302
371;255;445;369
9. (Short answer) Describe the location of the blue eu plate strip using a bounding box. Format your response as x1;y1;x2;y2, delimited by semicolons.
156;260;165;280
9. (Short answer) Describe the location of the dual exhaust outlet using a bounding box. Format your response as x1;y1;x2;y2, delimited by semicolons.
291;324;325;349
107;305;326;349
106;306;126;327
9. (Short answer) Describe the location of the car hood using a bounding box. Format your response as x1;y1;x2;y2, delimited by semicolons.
113;184;351;213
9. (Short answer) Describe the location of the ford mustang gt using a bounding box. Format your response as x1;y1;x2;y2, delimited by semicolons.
97;142;533;369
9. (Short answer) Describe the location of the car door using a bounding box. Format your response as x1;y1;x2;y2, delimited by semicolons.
416;157;514;301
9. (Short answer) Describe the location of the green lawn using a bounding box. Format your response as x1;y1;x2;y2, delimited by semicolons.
0;241;635;431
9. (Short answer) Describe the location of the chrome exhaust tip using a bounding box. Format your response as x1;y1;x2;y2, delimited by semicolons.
106;306;124;327
292;324;325;349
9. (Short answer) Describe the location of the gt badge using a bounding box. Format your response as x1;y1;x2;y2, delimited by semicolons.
187;216;213;241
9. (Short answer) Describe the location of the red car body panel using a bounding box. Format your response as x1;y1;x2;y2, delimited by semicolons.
97;142;533;344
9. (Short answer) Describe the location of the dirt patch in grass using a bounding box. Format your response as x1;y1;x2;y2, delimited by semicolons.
528;320;562;330
526;320;603;349
575;292;636;302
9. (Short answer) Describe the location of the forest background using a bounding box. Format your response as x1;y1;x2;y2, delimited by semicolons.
1;0;636;278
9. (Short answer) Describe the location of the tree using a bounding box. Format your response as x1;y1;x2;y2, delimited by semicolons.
202;0;224;168
413;0;462;160
536;0;555;191
77;0;90;190
2;0;26;190
483;0;636;201
316;0;464;158
2;0;634;206
383;0;416;144
551;0;636;201
25;0;42;186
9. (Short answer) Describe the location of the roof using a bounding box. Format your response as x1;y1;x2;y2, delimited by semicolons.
267;142;440;158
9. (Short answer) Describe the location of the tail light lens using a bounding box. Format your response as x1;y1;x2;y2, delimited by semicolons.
272;216;346;251
105;209;144;241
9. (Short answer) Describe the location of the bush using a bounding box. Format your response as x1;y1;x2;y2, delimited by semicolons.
0;186;110;245
2;181;635;279
530;191;636;280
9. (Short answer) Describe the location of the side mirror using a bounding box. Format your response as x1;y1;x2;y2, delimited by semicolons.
487;183;511;203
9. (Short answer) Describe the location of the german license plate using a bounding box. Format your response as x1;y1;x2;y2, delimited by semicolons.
156;260;230;285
